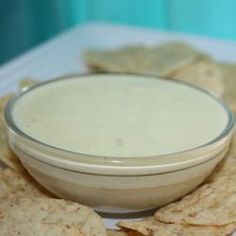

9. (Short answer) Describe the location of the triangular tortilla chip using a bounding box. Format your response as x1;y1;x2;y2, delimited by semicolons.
155;173;236;226
0;168;53;199
118;219;236;236
0;198;107;236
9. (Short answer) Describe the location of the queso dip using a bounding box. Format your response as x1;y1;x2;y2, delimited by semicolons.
12;74;228;157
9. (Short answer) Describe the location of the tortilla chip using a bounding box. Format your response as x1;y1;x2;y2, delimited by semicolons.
85;43;224;97
206;133;236;182
0;94;22;170
0;94;13;131
0;148;24;171
0;168;53;199
107;229;129;236
156;134;236;225
84;42;206;75
118;219;236;236
0;197;107;236
19;78;38;90
227;133;236;158
219;63;236;113
155;173;236;226
0;79;38;170
167;57;224;97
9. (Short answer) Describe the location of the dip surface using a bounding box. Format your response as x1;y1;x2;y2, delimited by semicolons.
13;74;228;157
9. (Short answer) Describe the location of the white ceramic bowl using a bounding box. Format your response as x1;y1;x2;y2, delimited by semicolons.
4;74;235;213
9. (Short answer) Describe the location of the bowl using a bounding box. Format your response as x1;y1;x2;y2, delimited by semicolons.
4;73;235;213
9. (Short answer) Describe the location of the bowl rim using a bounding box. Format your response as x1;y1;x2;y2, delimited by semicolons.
4;73;235;167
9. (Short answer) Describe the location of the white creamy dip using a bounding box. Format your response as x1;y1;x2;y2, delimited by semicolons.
12;74;228;157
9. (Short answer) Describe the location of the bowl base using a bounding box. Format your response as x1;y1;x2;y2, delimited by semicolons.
94;205;157;215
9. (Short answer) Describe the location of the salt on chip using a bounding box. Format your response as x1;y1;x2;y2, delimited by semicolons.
0;168;53;199
118;219;236;236
155;174;236;226
0;197;107;236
